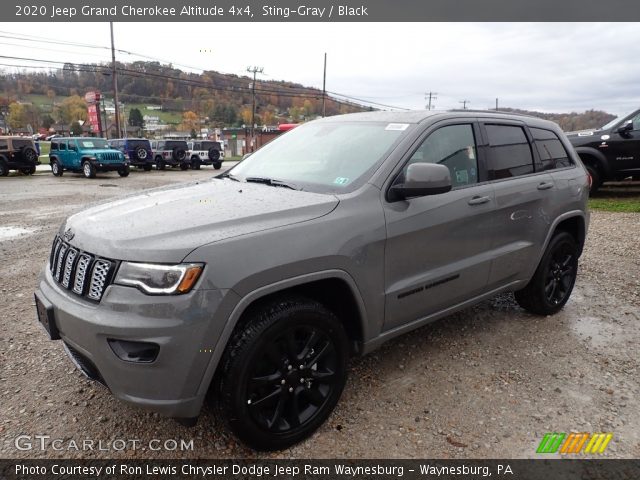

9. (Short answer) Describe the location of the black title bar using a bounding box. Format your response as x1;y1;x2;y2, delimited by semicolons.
7;0;640;22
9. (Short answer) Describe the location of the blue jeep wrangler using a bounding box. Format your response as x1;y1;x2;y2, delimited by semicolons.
108;138;154;171
49;138;129;178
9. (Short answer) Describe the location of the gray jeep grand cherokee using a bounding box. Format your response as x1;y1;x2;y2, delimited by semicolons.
35;110;589;450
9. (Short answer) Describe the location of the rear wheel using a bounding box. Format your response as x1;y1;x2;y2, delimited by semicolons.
219;297;348;451
180;162;190;171
0;158;8;176
51;160;63;177
191;157;201;170
156;157;165;170
82;160;96;179
214;162;222;170
515;232;578;315
584;164;602;195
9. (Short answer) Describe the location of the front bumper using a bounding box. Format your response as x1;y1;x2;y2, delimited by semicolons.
90;160;127;172
36;265;231;418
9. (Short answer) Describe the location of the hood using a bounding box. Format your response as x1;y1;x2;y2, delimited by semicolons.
565;129;601;146
61;179;339;262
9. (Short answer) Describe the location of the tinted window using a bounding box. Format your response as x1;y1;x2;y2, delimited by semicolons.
165;141;188;149
59;142;67;151
406;124;478;188
485;124;534;179
13;139;33;149
531;128;573;171
126;140;150;149
200;141;220;150
0;140;7;150
50;142;58;150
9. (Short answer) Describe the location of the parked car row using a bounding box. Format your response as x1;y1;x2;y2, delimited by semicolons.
0;136;225;178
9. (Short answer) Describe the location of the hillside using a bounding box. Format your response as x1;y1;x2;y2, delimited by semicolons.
496;108;616;132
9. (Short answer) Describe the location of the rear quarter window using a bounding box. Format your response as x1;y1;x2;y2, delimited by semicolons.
530;128;573;171
484;124;534;179
0;140;7;150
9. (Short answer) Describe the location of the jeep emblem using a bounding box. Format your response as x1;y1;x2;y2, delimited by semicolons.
63;228;75;241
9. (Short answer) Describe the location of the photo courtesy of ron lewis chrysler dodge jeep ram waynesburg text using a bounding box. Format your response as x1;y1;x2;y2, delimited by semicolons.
34;110;589;450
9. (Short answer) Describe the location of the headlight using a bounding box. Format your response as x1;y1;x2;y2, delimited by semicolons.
114;262;204;295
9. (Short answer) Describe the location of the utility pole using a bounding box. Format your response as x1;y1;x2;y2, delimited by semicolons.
110;22;121;140
322;53;327;117
459;99;470;110
247;66;263;152
425;91;437;110
495;98;499;110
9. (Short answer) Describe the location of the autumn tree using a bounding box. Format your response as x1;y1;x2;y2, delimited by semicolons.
57;95;87;124
70;121;83;136
7;103;27;129
181;110;198;132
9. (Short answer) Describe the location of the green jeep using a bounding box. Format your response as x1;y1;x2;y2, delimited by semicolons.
49;137;129;178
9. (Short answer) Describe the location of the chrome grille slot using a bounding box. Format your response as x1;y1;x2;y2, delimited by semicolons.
54;243;68;282
61;248;78;288
73;254;92;295
87;259;112;301
47;237;116;302
50;237;62;273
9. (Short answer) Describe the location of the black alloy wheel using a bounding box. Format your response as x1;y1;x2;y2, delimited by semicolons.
515;232;578;315
219;297;348;450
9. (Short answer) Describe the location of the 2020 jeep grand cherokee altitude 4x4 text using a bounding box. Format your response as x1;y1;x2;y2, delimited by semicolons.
35;111;589;450
567;108;640;194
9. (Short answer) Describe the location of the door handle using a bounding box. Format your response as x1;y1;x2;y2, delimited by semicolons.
468;195;490;205
537;181;554;190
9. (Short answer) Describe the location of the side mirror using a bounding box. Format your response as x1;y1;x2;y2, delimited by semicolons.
390;163;452;201
617;121;633;135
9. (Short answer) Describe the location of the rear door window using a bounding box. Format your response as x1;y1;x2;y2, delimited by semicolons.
530;128;573;170
484;124;534;179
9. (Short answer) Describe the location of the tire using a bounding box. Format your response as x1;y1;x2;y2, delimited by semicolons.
172;147;186;162
21;146;38;163
584;164;602;195
156;157;165;171
135;147;148;160
219;296;349;451
143;163;153;172
191;157;201;170
515;232;579;316
208;147;221;162
82;160;96;179
214;162;222;170
180;162;190;171
20;166;35;175
0;158;8;176
118;165;130;177
51;160;63;177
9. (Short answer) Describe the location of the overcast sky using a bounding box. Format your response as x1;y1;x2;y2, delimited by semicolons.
1;22;638;117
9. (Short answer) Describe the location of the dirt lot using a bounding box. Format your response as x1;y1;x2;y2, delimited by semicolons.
0;169;638;459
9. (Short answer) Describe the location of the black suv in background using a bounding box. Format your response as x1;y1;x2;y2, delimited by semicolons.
108;138;154;171
0;136;40;176
150;140;190;170
567;108;640;193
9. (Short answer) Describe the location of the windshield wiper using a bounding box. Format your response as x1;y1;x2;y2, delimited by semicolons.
244;177;300;190
218;172;240;182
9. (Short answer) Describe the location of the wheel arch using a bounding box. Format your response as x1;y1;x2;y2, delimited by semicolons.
574;147;611;177
196;270;368;399
539;211;587;265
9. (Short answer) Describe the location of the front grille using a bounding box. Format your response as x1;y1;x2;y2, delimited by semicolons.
49;236;116;302
100;152;120;161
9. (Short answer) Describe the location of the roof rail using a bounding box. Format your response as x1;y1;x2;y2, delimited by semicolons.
448;109;540;119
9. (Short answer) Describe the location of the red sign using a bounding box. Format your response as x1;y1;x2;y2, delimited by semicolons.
87;104;102;134
84;91;101;105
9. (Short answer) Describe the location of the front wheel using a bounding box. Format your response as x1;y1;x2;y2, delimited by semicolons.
118;166;130;177
180;162;190;171
213;162;222;170
0;158;8;176
82;161;96;179
219;297;348;451
515;232;578;315
143;164;153;172
51;160;63;177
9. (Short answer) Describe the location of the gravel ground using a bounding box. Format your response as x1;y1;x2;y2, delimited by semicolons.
0;170;638;459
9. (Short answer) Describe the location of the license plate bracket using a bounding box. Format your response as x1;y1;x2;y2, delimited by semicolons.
34;292;60;340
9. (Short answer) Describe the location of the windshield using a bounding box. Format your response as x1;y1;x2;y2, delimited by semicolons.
77;139;109;149
600;116;622;131
228;121;411;194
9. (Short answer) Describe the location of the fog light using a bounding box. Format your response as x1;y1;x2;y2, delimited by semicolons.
108;339;159;363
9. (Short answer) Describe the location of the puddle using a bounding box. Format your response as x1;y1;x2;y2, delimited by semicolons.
571;316;624;348
0;226;34;241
